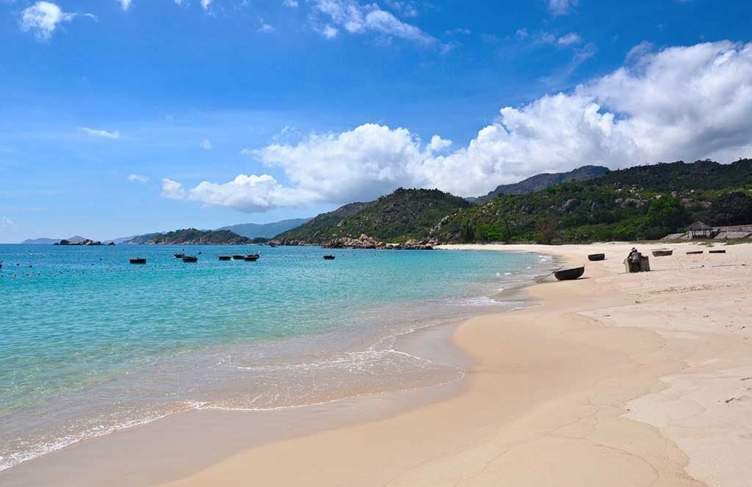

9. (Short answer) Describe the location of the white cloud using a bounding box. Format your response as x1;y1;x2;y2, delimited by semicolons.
557;32;582;46
309;0;435;45
161;176;320;212
127;174;150;184
199;139;212;150
283;0;299;7
81;128;122;139
19;2;75;41
383;0;418;18
201;0;212;10
549;0;578;16
1;217;15;229
319;24;339;39
257;18;275;33
162;41;752;211
119;0;132;11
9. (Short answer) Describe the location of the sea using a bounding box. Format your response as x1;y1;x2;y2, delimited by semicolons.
0;244;552;472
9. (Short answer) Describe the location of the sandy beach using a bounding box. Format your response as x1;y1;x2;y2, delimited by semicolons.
156;242;751;487
4;242;752;487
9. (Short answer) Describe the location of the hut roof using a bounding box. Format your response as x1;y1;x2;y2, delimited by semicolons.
687;221;713;231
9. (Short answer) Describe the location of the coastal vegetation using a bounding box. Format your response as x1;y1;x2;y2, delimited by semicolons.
276;189;471;244
126;228;253;245
275;159;752;245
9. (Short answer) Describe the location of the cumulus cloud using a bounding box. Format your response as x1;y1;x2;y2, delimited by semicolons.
119;0;131;11
163;41;752;212
81;128;122;139
19;1;75;40
309;0;435;45
201;0;212;11
161;175;320;212
549;0;578;16
199;139;212;150
127;174;150;184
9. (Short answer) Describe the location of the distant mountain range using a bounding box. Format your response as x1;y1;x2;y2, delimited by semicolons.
217;218;311;239
22;236;86;245
473;165;610;203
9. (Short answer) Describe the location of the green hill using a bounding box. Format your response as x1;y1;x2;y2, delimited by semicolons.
436;159;752;243
474;165;609;202
127;229;253;245
276;188;472;244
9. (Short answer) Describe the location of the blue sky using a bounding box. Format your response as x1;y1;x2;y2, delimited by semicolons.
2;0;752;242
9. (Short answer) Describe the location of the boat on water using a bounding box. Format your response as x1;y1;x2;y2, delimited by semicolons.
174;253;184;259
652;249;674;257
129;258;147;264
182;256;198;263
218;256;232;261
323;255;336;260
554;266;585;281
244;254;260;261
587;253;605;261
232;255;245;260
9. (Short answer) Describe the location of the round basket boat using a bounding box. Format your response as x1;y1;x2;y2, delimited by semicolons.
588;253;605;261
554;266;585;281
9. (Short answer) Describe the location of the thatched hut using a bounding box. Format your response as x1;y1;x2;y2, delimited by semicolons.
687;221;714;239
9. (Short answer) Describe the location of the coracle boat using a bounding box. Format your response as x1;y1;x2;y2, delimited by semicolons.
587;253;605;261
232;255;245;260
218;256;232;261
554;266;585;281
244;254;260;262
129;258;147;264
687;250;704;255
174;253;184;259
323;255;336;260
652;249;674;257
182;256;198;263
709;250;727;254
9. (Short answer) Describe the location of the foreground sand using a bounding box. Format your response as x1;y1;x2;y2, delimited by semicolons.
151;242;751;487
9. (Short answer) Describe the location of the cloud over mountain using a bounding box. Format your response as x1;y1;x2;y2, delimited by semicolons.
163;41;752;212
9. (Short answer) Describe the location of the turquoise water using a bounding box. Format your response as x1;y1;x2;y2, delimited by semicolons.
0;245;548;471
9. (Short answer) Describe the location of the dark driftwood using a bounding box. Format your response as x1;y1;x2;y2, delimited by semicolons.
652;249;674;257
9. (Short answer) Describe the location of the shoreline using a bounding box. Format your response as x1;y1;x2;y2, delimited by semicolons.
4;242;752;486
0;250;552;486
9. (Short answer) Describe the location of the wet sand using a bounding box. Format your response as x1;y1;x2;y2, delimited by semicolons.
4;242;752;486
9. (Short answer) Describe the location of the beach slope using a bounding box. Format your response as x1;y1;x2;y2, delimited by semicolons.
154;242;751;487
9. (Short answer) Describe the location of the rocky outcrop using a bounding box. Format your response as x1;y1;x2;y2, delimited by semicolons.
54;238;103;246
323;234;437;250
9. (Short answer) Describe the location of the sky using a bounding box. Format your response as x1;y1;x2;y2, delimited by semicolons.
2;0;752;242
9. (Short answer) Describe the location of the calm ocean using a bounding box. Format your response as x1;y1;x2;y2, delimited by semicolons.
0;244;549;471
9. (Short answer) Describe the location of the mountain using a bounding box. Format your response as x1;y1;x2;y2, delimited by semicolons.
475;165;610;203
435;159;752;244
126;229;253;245
218;218;311;239
22;236;86;245
276;188;472;244
274;202;372;243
